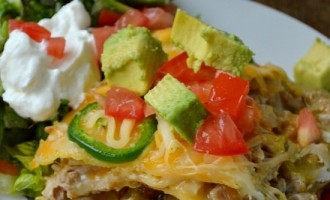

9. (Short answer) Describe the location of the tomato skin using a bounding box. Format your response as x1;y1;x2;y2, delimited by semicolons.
9;20;51;42
157;52;215;105
22;22;51;42
194;112;249;156
235;97;260;134
157;52;188;82
97;10;121;27
143;7;174;30
206;72;249;120
187;80;213;104
92;26;116;61
9;19;66;59
8;19;24;32
161;3;177;15
115;9;149;29
296;108;320;146
44;37;66;59
156;52;252;156
157;52;216;85
144;104;156;117
105;86;145;120
0;160;19;176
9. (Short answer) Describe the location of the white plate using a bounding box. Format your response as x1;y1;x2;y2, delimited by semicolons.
174;0;330;80
0;194;26;200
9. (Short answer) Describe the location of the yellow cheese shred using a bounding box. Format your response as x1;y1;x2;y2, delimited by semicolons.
31;96;260;198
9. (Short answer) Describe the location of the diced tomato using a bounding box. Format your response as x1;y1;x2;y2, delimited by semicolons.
187;80;213;104
157;52;188;82
144;104;156;117
22;22;51;42
115;9;149;29
9;19;66;59
97;10;121;27
44;37;66;59
143;7;174;30
296;108;320;147
92;26;117;61
235;97;260;134
161;3;178;15
8;19;51;42
8;19;24;32
205;72;249;120
0;160;19;176
105;86;145;120
157;52;216;85
194;112;249;156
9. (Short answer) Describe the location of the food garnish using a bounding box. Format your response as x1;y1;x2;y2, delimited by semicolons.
0;1;329;199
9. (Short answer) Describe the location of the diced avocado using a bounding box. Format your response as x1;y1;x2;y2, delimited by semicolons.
171;9;253;75
101;26;167;96
294;38;330;91
144;74;208;143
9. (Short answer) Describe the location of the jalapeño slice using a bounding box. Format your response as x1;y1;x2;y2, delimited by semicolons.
68;102;157;163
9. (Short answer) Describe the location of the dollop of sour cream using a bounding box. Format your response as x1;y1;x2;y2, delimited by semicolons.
0;0;100;121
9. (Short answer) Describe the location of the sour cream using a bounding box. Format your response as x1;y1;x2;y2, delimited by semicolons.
0;0;100;121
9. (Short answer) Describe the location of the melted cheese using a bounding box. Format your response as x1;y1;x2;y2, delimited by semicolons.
29;41;283;198
152;28;182;59
31;83;262;199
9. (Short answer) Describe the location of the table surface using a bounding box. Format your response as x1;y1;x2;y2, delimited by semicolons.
253;0;330;38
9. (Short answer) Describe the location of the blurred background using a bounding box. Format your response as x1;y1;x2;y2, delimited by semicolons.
253;0;330;38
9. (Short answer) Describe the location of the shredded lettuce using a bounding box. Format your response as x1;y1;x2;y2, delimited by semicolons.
0;20;9;53
20;0;67;22
13;168;45;198
6;141;52;197
4;105;32;129
0;0;20;52
0;0;21;18
6;141;37;169
0;173;16;194
92;0;131;13
55;99;71;122
0;100;35;147
0;90;74;198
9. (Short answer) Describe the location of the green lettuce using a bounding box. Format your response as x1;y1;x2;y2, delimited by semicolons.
0;173;16;194
6;141;52;198
0;0;20;52
13;168;46;198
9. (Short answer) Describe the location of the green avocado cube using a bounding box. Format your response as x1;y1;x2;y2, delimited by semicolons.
101;26;167;96
171;9;253;75
294;38;330;91
144;74;208;143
